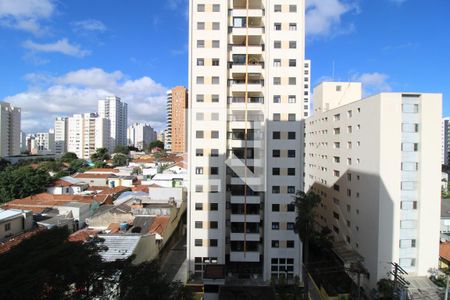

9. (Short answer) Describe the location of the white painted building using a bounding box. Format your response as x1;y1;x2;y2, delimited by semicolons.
188;0;306;283
55;117;68;154
127;123;155;150
67;113;110;160
304;82;442;290
0;102;21;157
442;117;450;165
27;130;55;154
304;59;311;118
98;96;128;149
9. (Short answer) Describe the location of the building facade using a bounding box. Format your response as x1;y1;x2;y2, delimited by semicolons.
167;86;188;153
127;123;155;150
55;117;68;155
304;82;441;290
442;117;450;165
304;59;311;118
0;102;21;157
67;113;110;160
98;96;128;149
27;130;55;154
187;0;306;283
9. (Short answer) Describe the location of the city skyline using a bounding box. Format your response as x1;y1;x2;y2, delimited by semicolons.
0;0;449;133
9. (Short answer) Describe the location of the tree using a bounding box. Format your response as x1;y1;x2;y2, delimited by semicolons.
149;140;164;151
292;191;322;299
61;152;78;162
128;145;139;152
119;260;192;300
90;148;110;162
113;145;130;155
132;167;143;175
0;166;53;203
0;158;10;172
112;153;128;166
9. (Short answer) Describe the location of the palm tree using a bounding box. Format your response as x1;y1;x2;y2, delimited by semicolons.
293;191;321;299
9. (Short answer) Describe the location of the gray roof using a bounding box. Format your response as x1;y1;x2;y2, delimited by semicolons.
128;216;155;234
98;235;141;262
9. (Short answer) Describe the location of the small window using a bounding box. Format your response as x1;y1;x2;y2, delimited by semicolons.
288;132;296;139
195;221;203;228
289;5;297;12
195;239;203;246
210;167;219;175
211;113;219;121
288;150;296;158
272;240;280;248
210;203;218;211
195;203;203;210
212;22;220;30
273;77;281;85
212;4;220;12
274;23;281;30
273;95;281;103
273;131;281;139
212;40;220;48
272;186;280;194
212;58;219;66
210;221;218;229
288;113;296;121
197;22;205;30
212;94;219;102
210;239;218;247
272;204;280;212
288;168;295;176
287;186;295;194
196;77;204;84
195;185;203;192
274;41;281;48
273;59;281;67
211;131;219;139
195;167;204;174
289;77;296;85
211;149;219;157
212;77;219;84
273;113;281;121
196;112;204;120
196;149;204;157
289;23;297;31
272;222;280;230
5;223;11;231
287;240;295;248
289;41;297;49
289;59;296;67
196;131;204;138
274;4;281;12
197;4;205;12
196;94;204;102
197;58;204;66
288;95;296;103
272;168;280;176
273;149;280;157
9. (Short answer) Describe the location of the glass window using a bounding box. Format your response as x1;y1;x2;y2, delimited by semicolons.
289;77;296;85
274;23;281;30
289;5;297;12
289;41;297;49
273;149;280;157
273;77;281;85
197;58;204;66
197;40;204;48
212;40;220;48
197;4;205;12
274;41;281;48
196;131;204;138
212;76;219;84
274;5;281;12
212;4;220;12
212;22;220;30
273;95;281;103
196;94;204;102
195;239;203;246
289;23;297;31
289;59;296;67
212;58;219;66
212;94;219;102
197;22;205;30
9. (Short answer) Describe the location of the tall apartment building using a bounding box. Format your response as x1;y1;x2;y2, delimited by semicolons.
20;131;27;153
442;117;450;165
54;117;68;155
26;130;55;154
98;96;128;149
166;86;188;153
127;123;155;149
188;0;306;284
0;102;21;157
67;113;110;160
304;82;441;290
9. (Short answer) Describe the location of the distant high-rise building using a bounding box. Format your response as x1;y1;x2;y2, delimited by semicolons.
98;96;128;149
442;117;450;165
304;60;311;117
54;117;68;155
20;131;27;153
0;102;21;157
166;86;188;153
27;130;55;155
127;123;155;150
157;131;165;144
67;113;110;160
187;0;306;284
305;82;441;290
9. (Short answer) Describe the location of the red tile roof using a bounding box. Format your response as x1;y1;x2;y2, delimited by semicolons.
87;168;120;173
49;179;75;187
148;216;170;235
74;173;112;179
0;228;44;254
68;229;99;242
440;243;450;262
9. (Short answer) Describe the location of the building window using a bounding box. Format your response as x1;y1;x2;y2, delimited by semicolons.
402;103;419;113
273;59;281;67
287;222;294;230
273;149;280;157
273;95;281;103
288;132;296;139
210;203;218;211
272;240;280;248
196;77;204;84
212;58;219;66
210;239;218;247
5;223;11;231
212;40;220;48
289;23;297;31
195;167;204;174
195;185;203;193
274;23;281;30
272;204;280;212
272;186;280;194
197;22;205;30
272;168;280;176
195;239;203;247
287;240;295;248
196;149;204;157
212;22;220;30
196;94;204;102
288;114;296;121
197;58;204;66
273;131;281;139
273;77;281;85
195;221;203;228
288;168;295;176
289;59;296;67
213;4;220;12
288;150;296;157
289;5;297;12
287;203;295;212
212;94;219;102
210;167;219;175
196;131;204;138
197;4;205;12
211;149;219;157
273;113;281;121
289;41;297;49
212;77;219;84
274;41;281;48
272;222;280;230
288;95;296;103
288;77;296;85
211;131;219;139
287;186;295;194
210;221;218;229
196;112;204;121
274;4;281;12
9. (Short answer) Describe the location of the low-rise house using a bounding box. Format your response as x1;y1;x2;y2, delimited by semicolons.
86;204;133;230
143;173;186;188
47;176;88;195
85;168;120;175
56;202;91;227
440;243;450;269
148;187;185;208
0;209;33;242
74;173;116;187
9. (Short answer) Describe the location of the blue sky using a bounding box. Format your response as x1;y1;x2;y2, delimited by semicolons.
0;0;449;132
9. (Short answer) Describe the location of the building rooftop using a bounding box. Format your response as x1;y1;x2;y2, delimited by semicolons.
98;235;141;262
440;242;450;262
0;209;26;221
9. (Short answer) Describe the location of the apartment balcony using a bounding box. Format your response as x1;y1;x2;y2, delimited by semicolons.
230;195;262;204
231;26;264;37
230;63;264;76
227;96;264;105
231;44;263;55
230;214;260;223
232;9;264;18
230;251;260;262
229;139;263;149
233;0;263;10
230;233;261;241
230;175;263;186
228;79;264;93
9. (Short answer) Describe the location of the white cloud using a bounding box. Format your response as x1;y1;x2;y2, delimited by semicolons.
351;72;392;96
306;0;358;37
22;38;91;57
0;0;55;35
3;68;168;133
72;19;106;32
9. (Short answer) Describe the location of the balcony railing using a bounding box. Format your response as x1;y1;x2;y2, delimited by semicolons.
227;97;264;104
228;79;264;86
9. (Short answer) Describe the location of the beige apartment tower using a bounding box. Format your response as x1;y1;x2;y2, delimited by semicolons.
0;102;21;157
188;0;307;289
166;86;188;153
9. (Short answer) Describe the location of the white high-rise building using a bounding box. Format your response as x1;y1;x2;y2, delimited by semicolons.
54;117;68;155
27;130;55;154
127;123;155;150
304;59;311;118
304;82;442;290
441;117;450;165
20;131;27;153
0;102;21;157
67;113;110;160
188;0;306;284
98;96;128;149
